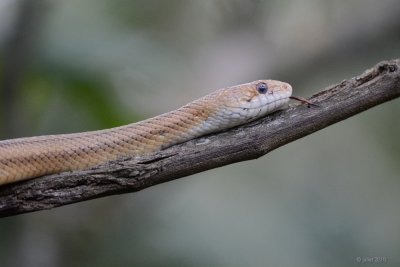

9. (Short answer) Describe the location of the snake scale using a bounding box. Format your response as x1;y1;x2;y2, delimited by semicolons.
0;80;293;185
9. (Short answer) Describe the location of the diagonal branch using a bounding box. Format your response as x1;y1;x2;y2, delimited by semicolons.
1;59;399;218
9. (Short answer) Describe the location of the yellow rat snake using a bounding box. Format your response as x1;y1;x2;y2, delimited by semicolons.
0;80;298;185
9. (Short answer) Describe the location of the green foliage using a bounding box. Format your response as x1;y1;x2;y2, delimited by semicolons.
19;67;140;134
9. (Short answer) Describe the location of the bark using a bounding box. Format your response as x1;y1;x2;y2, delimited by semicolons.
0;59;399;218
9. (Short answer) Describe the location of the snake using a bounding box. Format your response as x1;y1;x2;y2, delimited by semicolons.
0;80;293;185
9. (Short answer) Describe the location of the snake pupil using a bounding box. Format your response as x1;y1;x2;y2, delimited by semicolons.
256;83;267;94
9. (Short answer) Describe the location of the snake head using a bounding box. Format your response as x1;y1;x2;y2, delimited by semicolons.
182;80;293;136
215;80;293;123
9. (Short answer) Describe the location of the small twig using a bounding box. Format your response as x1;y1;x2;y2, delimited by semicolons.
0;58;399;217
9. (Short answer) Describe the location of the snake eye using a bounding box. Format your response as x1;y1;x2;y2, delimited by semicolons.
256;82;268;94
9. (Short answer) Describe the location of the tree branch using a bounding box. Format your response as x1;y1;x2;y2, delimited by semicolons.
1;59;399;217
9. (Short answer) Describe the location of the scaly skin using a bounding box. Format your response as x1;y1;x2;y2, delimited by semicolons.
0;80;292;185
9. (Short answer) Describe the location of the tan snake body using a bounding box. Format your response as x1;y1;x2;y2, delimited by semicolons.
0;80;292;185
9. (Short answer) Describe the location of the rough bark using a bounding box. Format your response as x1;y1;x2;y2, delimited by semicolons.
0;59;399;217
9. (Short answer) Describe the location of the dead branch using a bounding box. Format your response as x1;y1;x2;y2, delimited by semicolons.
0;58;399;217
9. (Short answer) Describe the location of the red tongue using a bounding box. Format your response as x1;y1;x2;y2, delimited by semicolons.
289;96;320;107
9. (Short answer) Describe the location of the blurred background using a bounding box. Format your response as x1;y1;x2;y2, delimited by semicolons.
0;0;399;266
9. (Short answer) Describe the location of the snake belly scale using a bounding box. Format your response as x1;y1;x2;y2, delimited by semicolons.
0;80;292;185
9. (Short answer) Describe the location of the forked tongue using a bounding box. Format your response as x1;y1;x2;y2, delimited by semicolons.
289;96;319;107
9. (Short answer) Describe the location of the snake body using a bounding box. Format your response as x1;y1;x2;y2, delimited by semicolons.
0;80;292;185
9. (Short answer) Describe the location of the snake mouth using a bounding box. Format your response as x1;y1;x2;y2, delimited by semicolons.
219;93;291;122
223;92;291;110
250;94;290;109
